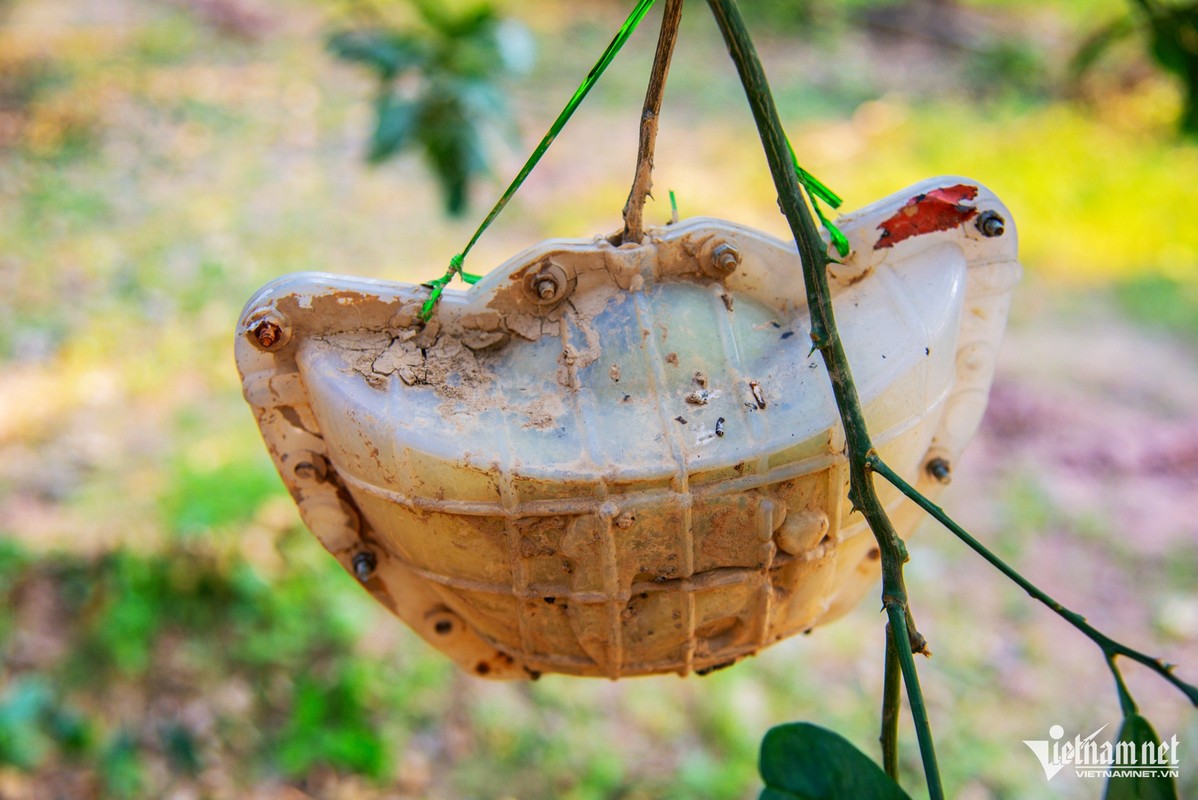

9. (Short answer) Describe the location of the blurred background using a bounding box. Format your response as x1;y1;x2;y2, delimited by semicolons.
1;0;1196;797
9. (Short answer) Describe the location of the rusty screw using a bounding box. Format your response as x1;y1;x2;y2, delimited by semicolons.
976;210;1005;238
254;320;281;349
245;308;289;351
712;242;741;274
352;551;377;583
926;457;952;485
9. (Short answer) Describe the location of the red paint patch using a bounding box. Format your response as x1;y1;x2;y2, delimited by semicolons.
874;184;979;250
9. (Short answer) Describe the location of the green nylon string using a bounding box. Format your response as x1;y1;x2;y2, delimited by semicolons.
785;137;850;258
420;0;659;321
811;190;849;258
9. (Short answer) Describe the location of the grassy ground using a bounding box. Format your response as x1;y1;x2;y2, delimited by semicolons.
1;0;1196;798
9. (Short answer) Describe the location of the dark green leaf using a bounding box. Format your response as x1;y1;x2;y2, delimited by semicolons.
425;121;483;216
327;30;425;81
759;723;912;800
414;91;489;216
1103;714;1179;800
368;93;419;164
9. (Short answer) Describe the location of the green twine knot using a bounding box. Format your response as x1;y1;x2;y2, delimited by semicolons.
419;252;482;322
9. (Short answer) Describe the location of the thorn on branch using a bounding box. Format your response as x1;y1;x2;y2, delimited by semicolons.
807;330;834;354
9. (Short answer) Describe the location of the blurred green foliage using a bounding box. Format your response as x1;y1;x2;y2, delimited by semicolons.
160;455;284;538
1114;271;1198;344
1136;1;1198;135
1074;1;1198;136
0;677;93;771
0;531;443;790
328;0;533;215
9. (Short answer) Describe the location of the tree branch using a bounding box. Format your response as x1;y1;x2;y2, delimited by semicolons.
622;0;684;243
704;1;941;796
881;623;901;780
866;453;1198;708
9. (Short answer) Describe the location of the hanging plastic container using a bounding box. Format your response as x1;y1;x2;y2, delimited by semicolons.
236;176;1020;679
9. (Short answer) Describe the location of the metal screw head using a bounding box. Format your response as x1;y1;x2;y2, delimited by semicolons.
352;551;377;583
700;239;742;279
712;242;741;274
524;260;571;306
976;210;1005;238
926;457;952;485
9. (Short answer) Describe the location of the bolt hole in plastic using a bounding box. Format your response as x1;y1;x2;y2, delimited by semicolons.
235;177;1019;679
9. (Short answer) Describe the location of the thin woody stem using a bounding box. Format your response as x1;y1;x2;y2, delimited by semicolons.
886;605;941;790
622;0;684;243
704;1;941;797
881;623;901;780
866;453;1198;709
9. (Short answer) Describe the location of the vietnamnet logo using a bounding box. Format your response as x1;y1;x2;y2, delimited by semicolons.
1024;724;1181;780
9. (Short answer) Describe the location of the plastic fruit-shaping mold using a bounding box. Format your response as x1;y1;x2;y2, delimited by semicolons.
236;176;1020;680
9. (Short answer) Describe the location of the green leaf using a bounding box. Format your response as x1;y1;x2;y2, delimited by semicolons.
327;30;425;81
1103;714;1179;800
417;93;488;216
758;723;912;800
368;93;419;164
